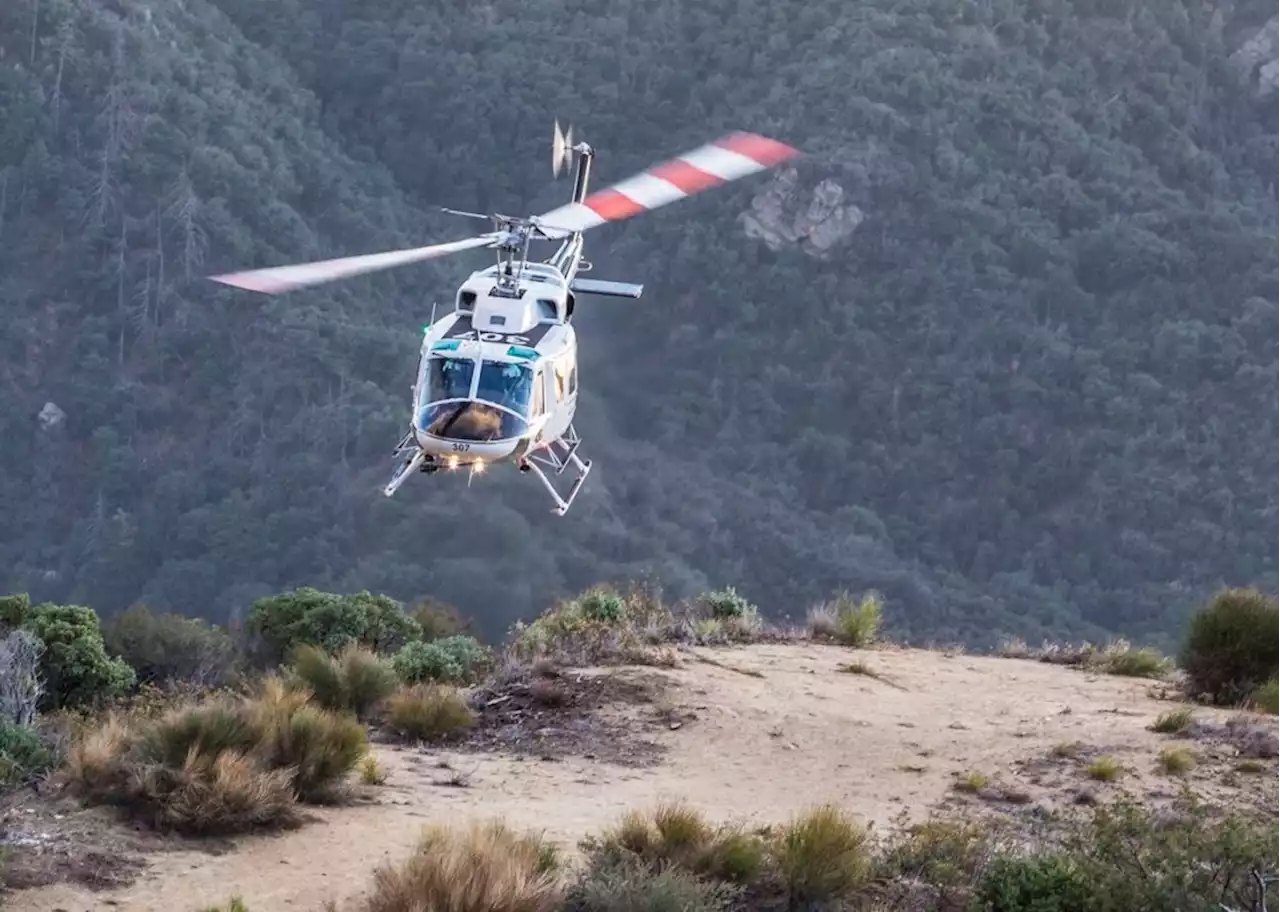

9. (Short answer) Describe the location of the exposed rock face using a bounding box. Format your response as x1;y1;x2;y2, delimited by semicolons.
1229;15;1279;98
741;167;864;256
37;401;65;431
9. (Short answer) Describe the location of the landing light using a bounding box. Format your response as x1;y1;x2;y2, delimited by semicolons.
446;455;459;470
472;460;486;474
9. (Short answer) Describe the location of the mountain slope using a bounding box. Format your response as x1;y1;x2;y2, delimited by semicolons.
0;0;1275;647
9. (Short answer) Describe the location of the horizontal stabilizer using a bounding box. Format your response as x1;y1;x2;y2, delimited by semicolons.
570;277;644;299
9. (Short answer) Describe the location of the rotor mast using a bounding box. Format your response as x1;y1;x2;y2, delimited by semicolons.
549;120;592;278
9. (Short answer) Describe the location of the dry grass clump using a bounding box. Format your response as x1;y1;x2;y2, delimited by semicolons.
773;803;874;906
1149;706;1195;734
586;801;767;886
577;801;870;909
1004;638;1172;679
352;820;561;912
1086;755;1123;782
807;590;882;647
64;676;367;833
1156;746;1196;776
289;644;398;720
383;683;475;743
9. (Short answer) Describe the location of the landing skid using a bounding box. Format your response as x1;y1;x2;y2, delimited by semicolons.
384;433;436;498
382;427;592;515
520;424;592;516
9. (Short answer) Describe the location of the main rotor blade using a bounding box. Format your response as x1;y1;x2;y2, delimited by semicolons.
208;233;502;295
534;131;800;238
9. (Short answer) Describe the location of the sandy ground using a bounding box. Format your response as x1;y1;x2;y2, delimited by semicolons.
7;641;1276;912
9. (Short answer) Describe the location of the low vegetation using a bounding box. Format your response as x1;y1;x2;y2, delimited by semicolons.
329;798;1277;912
0;580;1274;907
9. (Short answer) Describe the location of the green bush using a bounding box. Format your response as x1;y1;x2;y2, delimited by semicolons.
22;602;136;710
1254;676;1278;715
1180;587;1279;705
102;604;238;688
975;854;1094;911
246;588;421;665
569;857;739;912
0;722;54;785
577;587;626;623
392;635;485;684
698;587;756;620
0;593;31;628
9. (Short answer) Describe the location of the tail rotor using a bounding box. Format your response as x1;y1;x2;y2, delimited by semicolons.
553;119;575;178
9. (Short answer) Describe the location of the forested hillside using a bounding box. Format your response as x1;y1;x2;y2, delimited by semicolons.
0;0;1275;649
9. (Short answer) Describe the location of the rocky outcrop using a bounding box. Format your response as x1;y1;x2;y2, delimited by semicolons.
741;167;864;257
1228;15;1279;98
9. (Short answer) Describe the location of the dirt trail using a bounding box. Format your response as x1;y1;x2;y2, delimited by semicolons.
9;642;1273;912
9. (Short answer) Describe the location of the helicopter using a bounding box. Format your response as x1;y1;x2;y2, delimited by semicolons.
208;122;800;515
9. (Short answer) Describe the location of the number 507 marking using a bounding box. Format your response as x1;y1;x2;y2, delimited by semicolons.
450;442;471;452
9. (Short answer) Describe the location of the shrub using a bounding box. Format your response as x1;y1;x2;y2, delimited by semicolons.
1156;746;1195;776
773;804;872;906
66;712;300;835
200;898;249;912
568;858;738;912
0;721;53;785
243;678;368;802
0;593;32;628
392;636;485;684
1253;675;1278;715
697;587;755;621
1089;640;1172;679
102;605;238;689
66;679;366;831
384;684;475;742
1086;756;1122;782
577;587;627;623
1180;587;1279;705
246;588;421;665
1068;797;1279;911
1150;707;1194;734
409;597;469;642
359;755;387;786
585;802;767;886
22;602;136;710
355;820;561;912
0;628;45;726
812;590;882;647
289;644;397;719
878;818;993;909
975;854;1094;912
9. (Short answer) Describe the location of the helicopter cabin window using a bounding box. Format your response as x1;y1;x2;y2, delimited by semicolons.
424;355;475;403
552;357;570;402
475;359;535;416
568;364;578;395
456;290;477;312
530;368;545;417
535;298;558;322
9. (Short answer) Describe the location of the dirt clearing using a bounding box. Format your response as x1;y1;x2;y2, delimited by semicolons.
7;642;1275;912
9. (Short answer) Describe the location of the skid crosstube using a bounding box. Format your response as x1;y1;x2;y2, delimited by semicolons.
520;424;592;516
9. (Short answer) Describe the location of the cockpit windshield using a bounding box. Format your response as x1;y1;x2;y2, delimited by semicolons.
475;360;534;416
413;354;535;444
423;355;475;403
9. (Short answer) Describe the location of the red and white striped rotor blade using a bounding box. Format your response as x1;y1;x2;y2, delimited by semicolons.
208;233;502;295
535;132;800;237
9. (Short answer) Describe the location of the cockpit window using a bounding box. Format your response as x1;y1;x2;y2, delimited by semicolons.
423;356;474;403
475;360;534;416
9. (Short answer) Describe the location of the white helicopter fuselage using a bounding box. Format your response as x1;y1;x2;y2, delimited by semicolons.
409;261;580;474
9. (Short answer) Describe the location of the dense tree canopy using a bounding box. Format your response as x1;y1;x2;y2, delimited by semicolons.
0;0;1275;650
